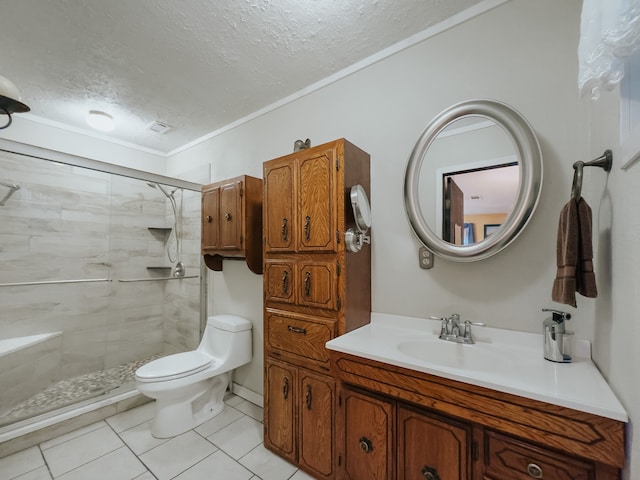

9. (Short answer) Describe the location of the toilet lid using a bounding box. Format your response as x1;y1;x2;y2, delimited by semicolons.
136;351;211;382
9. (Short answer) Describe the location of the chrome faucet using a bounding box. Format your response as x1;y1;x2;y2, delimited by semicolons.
430;313;486;344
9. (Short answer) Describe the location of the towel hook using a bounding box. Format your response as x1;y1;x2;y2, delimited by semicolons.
571;149;612;200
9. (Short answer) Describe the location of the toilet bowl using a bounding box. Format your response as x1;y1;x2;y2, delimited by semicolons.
135;314;252;438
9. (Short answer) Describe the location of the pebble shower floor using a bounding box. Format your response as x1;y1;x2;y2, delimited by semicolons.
0;355;161;427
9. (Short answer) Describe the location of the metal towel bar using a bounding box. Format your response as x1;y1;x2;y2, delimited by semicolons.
571;149;612;200
0;278;111;287
118;275;199;283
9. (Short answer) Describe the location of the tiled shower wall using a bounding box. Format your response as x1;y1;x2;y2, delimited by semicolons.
0;151;202;410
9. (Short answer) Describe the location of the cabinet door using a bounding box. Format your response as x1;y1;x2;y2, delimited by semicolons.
264;159;296;252
342;388;394;480
299;370;335;479
298;150;337;252
297;261;337;310
398;405;471;480
218;180;242;250
201;185;220;251
264;359;297;463
264;260;295;304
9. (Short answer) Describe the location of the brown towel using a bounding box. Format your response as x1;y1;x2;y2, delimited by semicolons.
552;197;598;307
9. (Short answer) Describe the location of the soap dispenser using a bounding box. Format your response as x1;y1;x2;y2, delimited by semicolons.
541;308;573;363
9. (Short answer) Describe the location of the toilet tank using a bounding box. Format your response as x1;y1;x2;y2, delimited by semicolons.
198;315;252;367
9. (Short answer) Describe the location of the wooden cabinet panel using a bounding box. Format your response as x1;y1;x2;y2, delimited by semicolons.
299;370;336;479
265;359;297;463
266;311;334;366
201;185;220;250
298;150;337;253
218;180;242;250
264;260;295;304
264;160;296;252
297;261;337;310
342;388;393;480
483;430;594;480
398;405;471;480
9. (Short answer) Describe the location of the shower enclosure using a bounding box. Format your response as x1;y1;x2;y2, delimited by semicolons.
0;143;205;432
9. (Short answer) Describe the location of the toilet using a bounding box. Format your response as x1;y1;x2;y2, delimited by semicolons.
135;314;252;438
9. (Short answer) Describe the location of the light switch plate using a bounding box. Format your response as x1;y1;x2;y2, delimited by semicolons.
418;246;434;269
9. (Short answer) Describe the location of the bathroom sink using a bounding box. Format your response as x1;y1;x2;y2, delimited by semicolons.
396;339;512;372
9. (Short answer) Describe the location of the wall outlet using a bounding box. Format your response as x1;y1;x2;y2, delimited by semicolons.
418;246;434;269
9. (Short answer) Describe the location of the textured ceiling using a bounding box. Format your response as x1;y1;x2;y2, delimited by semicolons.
2;0;485;154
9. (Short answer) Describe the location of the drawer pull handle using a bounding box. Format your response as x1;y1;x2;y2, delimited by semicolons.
527;463;543;479
283;377;289;400
304;215;311;241
305;384;312;409
281;270;289;295
287;325;307;335
359;436;373;453
281;218;288;241
304;271;311;297
421;465;441;480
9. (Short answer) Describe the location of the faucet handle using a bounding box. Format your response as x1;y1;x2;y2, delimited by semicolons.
429;316;448;337
463;320;486;341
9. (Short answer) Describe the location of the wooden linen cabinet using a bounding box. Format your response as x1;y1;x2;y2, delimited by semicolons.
263;139;371;479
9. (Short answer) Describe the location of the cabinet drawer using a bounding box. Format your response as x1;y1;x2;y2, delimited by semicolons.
266;312;335;364
484;430;595;480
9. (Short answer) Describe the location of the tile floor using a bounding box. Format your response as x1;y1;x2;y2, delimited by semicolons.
0;394;316;480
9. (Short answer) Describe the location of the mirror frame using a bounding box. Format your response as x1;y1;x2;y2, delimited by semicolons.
404;99;543;262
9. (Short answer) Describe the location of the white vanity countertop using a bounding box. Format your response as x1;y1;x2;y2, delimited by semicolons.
326;312;628;422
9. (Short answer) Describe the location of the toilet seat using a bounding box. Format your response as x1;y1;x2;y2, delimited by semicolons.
136;351;212;383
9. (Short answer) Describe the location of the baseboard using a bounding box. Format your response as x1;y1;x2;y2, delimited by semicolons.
231;382;263;408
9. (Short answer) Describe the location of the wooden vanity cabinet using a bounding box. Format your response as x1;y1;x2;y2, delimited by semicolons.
263;139;371;479
201;175;263;274
331;351;625;480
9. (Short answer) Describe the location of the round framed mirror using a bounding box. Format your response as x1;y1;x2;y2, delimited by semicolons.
404;99;543;262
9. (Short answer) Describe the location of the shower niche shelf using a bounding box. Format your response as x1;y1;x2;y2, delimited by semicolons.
201;175;263;274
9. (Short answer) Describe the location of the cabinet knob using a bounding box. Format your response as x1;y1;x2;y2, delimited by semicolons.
527;463;543;479
359;436;373;453
205;215;212;223
225;212;232;221
421;465;441;480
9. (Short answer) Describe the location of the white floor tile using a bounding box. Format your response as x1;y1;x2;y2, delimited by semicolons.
174;450;253;480
289;470;316;480
239;444;297;480
39;421;105;451
56;446;146;480
194;405;244;438
207;416;263;460
118;420;170;455
106;401;155;433
234;400;264;422
132;472;155;480
139;430;217;480
42;424;124;477
13;466;52;480
0;446;45;479
224;394;244;407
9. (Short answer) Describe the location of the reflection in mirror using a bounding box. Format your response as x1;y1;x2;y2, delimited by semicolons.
417;116;521;245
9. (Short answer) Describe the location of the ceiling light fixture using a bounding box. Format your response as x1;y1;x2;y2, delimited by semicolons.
0;75;30;130
86;110;115;132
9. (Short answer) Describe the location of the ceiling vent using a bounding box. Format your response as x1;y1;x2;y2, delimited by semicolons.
148;121;173;134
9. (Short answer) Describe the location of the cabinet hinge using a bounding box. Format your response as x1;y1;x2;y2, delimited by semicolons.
239;187;244;197
472;441;479;462
338;394;342;407
336;230;340;244
336;263;341;276
337;297;342;310
336;156;340;171
338;455;342;467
